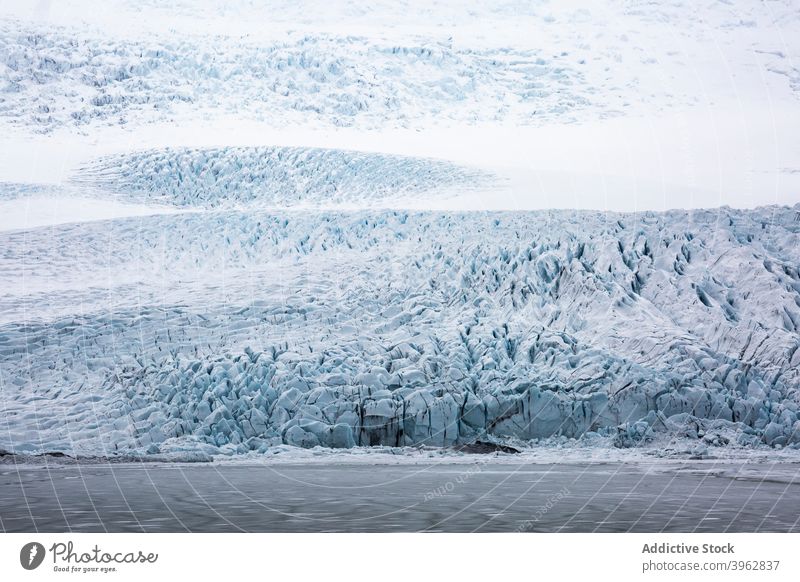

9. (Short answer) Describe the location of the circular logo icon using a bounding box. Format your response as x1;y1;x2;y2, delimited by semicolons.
20;542;46;570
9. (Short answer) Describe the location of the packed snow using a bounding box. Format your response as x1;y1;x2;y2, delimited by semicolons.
1;0;799;461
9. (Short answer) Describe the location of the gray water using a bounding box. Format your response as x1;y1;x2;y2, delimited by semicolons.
1;461;799;532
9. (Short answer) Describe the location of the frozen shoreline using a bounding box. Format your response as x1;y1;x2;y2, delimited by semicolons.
5;440;800;470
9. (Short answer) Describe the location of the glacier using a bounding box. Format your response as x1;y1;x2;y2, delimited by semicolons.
1;0;800;463
72;146;497;208
0;22;596;133
1;188;799;457
4;0;799;137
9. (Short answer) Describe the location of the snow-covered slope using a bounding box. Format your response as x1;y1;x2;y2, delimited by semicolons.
2;204;799;456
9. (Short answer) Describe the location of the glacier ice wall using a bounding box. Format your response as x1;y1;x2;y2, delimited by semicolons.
1;204;799;456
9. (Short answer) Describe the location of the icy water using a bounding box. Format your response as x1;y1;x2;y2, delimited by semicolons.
1;461;799;532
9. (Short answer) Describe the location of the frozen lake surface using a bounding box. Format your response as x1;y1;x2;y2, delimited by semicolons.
2;460;799;532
